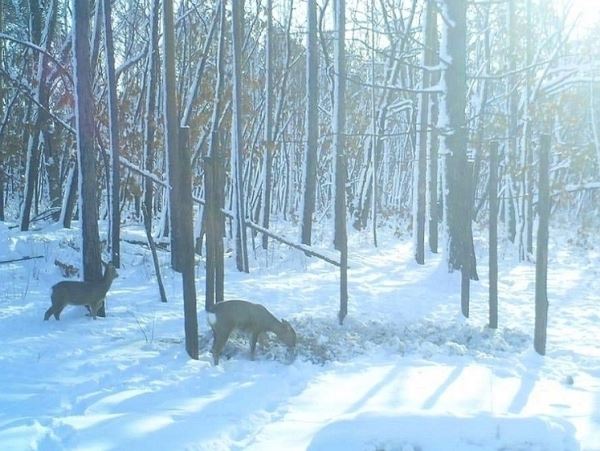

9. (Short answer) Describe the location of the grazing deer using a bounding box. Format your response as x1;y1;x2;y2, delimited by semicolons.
207;300;296;364
44;262;118;320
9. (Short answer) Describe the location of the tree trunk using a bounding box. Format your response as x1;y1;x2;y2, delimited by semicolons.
205;0;226;308
442;0;477;316
301;0;319;246
103;0;121;267
60;156;78;228
143;203;167;303
73;0;103;299
428;4;440;254
414;0;435;264
505;0;518;244
143;0;160;230
162;0;198;359
534;134;550;355
489;141;499;329
333;0;348;325
231;0;249;273
20;0;55;231
179;127;199;359
163;0;183;272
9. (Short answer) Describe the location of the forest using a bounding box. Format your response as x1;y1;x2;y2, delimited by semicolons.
0;0;598;449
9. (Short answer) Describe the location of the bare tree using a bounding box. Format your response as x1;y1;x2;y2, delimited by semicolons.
20;0;56;231
162;0;198;359
103;0;120;267
73;0;103;298
333;0;348;324
441;0;477;317
301;0;319;246
231;0;249;272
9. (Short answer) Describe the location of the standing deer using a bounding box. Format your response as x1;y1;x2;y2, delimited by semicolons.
207;300;296;364
44;262;118;320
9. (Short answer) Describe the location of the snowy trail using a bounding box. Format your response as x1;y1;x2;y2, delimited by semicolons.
0;223;598;450
245;357;583;450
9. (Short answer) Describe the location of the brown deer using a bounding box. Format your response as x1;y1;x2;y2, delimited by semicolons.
44;262;118;320
207;300;296;364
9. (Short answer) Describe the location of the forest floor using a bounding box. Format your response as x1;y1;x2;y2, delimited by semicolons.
0;219;598;450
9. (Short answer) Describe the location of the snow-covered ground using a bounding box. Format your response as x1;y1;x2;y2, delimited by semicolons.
0;220;598;450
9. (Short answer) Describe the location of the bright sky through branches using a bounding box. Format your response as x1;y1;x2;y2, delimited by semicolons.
562;0;600;37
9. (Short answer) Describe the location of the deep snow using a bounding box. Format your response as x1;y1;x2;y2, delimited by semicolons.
0;220;598;450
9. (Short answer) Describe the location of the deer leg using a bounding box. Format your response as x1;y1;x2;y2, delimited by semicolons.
211;327;232;365
90;299;103;320
54;304;65;320
44;305;54;321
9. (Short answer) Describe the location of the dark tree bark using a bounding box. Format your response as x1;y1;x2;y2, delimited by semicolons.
231;0;249;273
163;0;198;359
163;0;183;272
73;0;103;300
179;127;199;359
60;156;78;228
20;0;55;231
143;0;160;225
143;203;167;303
103;0;121;267
301;0;319;246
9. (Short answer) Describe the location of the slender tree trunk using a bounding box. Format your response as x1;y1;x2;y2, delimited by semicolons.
489;142;499;329
20;0;55;231
143;204;167;303
73;0;103;290
534;134;550;355
261;0;274;250
205;0;227;310
428;5;440;254
163;0;183;272
205;0;226;307
505;0;518;244
179;126;199;359
60;156;78;228
231;0;249;272
103;0;120;267
143;0;160;227
414;0;435;264
524;0;535;258
333;0;348;324
301;0;319;245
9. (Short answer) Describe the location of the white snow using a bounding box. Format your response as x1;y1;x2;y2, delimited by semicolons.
0;220;598;450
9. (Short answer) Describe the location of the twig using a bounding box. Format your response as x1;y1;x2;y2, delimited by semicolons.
0;256;44;265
